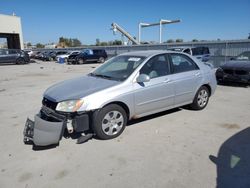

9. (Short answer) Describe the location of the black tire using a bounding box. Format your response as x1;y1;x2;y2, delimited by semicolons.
190;86;210;110
16;58;25;64
98;57;105;63
92;104;127;140
77;58;85;64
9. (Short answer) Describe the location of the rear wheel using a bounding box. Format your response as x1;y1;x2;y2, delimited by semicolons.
92;104;127;140
98;57;105;63
190;86;210;110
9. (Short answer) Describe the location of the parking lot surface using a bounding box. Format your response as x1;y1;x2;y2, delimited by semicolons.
0;61;250;188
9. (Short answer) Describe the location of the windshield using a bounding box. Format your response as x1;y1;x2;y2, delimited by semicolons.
236;51;250;61
89;55;146;81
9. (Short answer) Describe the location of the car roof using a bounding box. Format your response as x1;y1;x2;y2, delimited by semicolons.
121;50;174;57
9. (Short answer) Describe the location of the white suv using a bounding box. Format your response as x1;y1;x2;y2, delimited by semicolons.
56;50;80;62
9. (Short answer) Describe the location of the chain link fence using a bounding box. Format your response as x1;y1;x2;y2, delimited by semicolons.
36;39;250;68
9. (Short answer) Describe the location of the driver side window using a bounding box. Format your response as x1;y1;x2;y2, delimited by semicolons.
140;55;170;79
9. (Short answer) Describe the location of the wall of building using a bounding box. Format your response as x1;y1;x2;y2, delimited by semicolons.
0;14;24;49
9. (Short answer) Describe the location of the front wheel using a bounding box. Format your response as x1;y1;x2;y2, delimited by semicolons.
16;58;25;64
92;104;127;140
190;86;210;110
77;58;85;64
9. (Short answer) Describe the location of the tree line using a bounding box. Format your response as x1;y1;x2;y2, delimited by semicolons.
27;34;250;48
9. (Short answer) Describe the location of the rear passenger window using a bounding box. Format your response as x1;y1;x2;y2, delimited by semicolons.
183;48;191;55
170;54;199;73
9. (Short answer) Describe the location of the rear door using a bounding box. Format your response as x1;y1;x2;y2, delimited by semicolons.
168;53;202;106
83;49;95;61
93;50;103;61
133;54;175;116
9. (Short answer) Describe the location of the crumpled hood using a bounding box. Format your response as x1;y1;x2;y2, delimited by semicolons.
221;61;250;70
44;75;120;102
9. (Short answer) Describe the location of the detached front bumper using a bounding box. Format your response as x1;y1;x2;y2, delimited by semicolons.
24;115;65;146
24;106;90;146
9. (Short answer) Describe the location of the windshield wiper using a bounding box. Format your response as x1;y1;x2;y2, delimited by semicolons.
89;73;114;80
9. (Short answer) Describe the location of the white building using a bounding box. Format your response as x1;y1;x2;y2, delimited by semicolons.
0;13;24;49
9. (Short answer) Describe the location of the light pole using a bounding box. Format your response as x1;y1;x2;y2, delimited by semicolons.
159;20;162;43
139;19;181;44
138;23;150;44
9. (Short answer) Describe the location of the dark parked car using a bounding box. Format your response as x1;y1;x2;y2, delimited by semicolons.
216;51;250;84
33;51;42;59
68;49;107;64
41;51;53;61
36;51;50;60
0;49;30;64
49;51;68;61
41;51;66;61
168;46;211;62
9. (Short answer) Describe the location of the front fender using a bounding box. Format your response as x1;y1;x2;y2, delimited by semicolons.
79;86;135;119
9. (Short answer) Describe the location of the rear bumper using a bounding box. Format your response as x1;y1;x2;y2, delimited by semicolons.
24;107;90;146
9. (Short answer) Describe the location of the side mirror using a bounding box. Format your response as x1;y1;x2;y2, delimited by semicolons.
136;74;150;83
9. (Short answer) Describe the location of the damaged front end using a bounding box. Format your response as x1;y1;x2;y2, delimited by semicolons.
24;99;91;146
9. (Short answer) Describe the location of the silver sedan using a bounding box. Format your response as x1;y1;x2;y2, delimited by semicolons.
24;50;217;146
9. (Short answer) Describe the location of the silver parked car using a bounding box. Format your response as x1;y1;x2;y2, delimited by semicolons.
168;46;211;62
24;50;217;146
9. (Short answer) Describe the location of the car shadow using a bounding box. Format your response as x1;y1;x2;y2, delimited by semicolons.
31;108;183;149
218;82;249;88
209;127;250;188
32;144;58;151
0;63;29;66
127;108;182;126
0;60;35;66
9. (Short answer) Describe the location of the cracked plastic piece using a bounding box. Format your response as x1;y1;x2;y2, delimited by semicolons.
24;115;64;146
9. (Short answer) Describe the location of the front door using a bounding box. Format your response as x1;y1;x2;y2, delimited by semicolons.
133;54;175;117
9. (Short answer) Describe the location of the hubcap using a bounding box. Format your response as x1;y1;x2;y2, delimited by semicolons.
79;59;84;64
102;111;124;136
99;57;104;63
197;89;208;107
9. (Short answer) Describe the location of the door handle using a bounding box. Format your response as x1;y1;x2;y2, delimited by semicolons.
163;78;172;83
195;72;201;77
